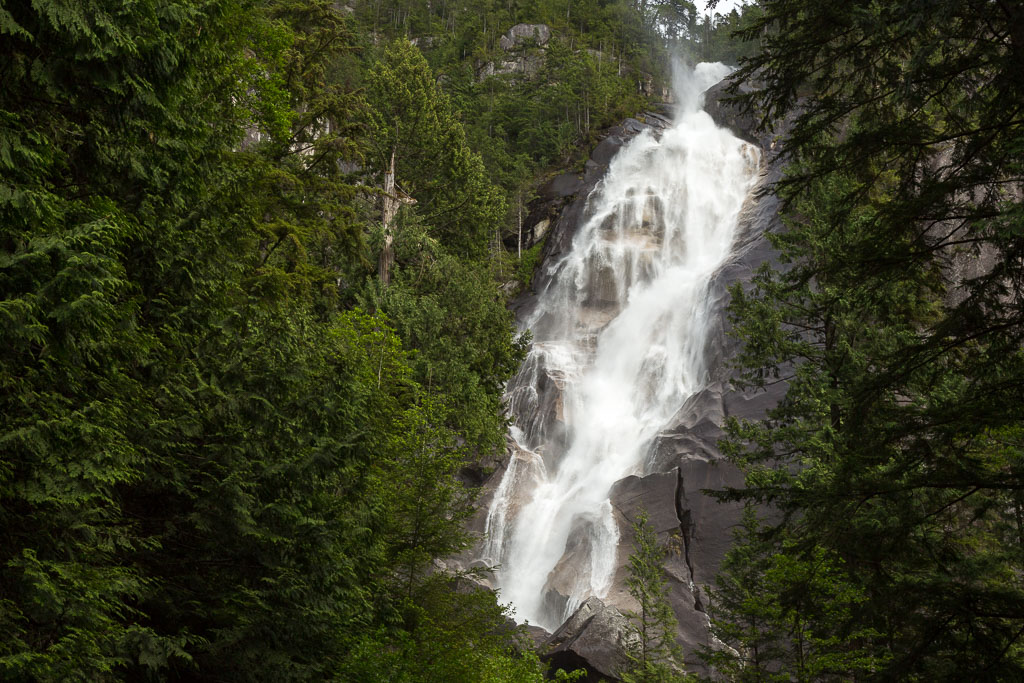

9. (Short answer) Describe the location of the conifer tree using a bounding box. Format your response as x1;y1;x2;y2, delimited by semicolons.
366;39;505;262
703;508;887;681
0;0;255;674
0;1;540;678
713;0;1024;678
622;510;687;683
363;40;525;453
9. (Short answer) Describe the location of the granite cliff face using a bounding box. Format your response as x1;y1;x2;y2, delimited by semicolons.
453;73;786;680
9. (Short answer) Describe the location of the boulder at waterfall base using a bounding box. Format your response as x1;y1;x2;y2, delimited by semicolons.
542;596;637;682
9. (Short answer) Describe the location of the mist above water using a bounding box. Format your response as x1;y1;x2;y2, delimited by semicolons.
481;63;759;631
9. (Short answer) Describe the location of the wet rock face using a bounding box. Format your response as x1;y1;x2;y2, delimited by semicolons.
542;528;594;621
513;113;672;321
528;86;786;672
461;76;788;673
502;172;579;256
609;139;787;675
604;465;745;674
541;596;638;682
702;78;761;147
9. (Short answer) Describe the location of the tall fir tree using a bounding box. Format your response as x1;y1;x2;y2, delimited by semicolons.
622;510;687;683
712;0;1024;678
0;1;542;679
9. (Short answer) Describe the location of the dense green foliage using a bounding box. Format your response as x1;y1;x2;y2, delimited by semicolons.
355;0;762;257
360;39;524;451
704;510;886;680
708;0;1024;679
0;0;614;678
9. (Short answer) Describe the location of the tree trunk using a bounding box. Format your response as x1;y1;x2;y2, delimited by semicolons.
517;192;523;259
379;149;398;286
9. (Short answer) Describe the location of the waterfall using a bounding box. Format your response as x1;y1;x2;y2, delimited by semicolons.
482;63;760;631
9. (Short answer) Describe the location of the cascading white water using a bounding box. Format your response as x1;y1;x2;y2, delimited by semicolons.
482;63;760;631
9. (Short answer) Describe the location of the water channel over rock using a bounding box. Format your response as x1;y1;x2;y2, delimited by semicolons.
480;63;761;632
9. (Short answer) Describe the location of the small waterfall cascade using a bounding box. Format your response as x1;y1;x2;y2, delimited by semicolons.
481;63;760;632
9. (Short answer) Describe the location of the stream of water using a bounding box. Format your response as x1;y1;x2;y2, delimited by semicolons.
481;63;760;631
